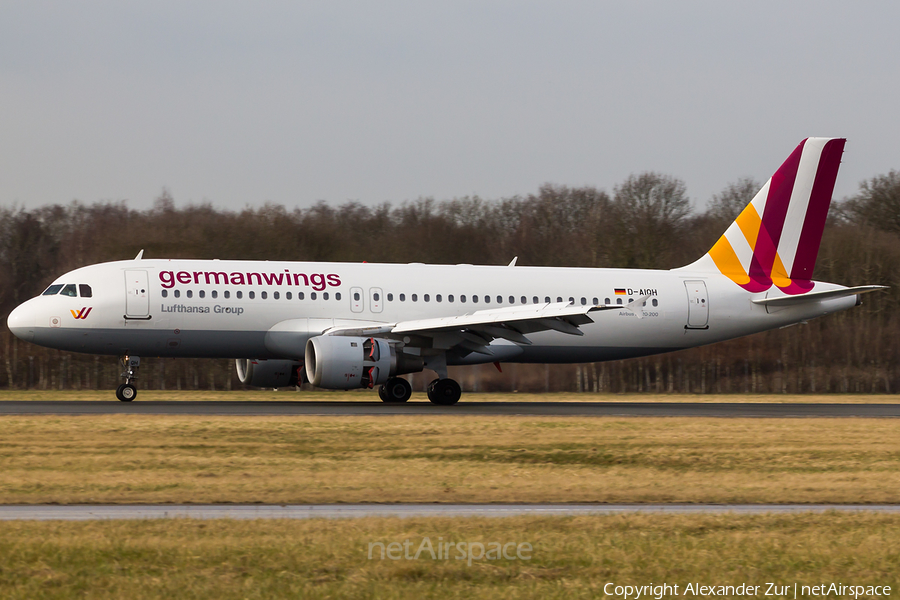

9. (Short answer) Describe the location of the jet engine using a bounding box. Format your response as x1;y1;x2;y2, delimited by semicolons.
235;359;302;388
305;336;423;389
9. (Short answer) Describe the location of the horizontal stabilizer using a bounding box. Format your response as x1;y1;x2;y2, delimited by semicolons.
751;285;887;308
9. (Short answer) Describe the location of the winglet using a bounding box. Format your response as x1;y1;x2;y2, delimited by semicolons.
507;257;518;267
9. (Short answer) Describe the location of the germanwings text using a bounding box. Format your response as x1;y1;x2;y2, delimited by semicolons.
159;270;340;291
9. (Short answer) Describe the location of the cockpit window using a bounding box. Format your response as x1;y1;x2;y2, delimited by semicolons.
60;284;77;297
42;284;64;296
79;284;92;298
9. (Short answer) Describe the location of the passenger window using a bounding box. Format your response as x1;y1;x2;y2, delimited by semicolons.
79;284;92;298
412;294;418;302
42;284;64;296
460;295;466;303
424;294;430;302
323;292;329;300
533;296;539;304
436;294;442;302
449;295;454;302
484;296;490;303
61;284;77;297
400;294;406;301
298;292;304;300
187;290;193;298
496;296;502;303
373;292;380;301
520;296;526;304
616;298;622;305
354;292;361;301
311;292;317;300
568;297;574;304
652;299;658;307
261;291;268;299
336;292;341;300
199;290;205;299
212;291;218;299
174;290;181;298
509;296;515;304
605;298;610;305
224;291;230;299
161;289;168;298
237;291;242;299
285;292;291;300
581;297;587;305
557;297;563;303
471;295;477;303
274;292;280;300
249;291;255;299
387;293;393;301
592;297;598;305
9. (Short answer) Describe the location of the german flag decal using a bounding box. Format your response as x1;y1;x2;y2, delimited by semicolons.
614;289;627;295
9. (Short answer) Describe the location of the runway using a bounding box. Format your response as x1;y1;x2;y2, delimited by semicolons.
0;400;899;417
1;504;899;521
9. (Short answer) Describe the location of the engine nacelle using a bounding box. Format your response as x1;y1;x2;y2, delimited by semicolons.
305;336;423;389
235;359;302;388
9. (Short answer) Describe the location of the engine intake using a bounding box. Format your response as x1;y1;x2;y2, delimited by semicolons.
305;335;423;389
235;359;302;388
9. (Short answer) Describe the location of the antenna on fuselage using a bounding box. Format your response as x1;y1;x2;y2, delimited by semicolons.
134;249;144;260
507;256;517;267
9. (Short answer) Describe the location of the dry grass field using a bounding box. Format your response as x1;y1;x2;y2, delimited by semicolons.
0;414;898;505
0;513;898;599
1;389;899;403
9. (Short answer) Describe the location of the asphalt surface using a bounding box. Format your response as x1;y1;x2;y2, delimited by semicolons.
0;400;899;417
1;504;899;521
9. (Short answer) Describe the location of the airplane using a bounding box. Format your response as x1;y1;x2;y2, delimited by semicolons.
6;137;886;404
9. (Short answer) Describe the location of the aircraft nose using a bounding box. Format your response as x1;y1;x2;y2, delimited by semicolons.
7;300;36;342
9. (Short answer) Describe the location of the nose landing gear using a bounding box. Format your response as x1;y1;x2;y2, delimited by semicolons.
116;355;140;402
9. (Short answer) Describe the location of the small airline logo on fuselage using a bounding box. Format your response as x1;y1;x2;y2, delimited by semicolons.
70;307;92;320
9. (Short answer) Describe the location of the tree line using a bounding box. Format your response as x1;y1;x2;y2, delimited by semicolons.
2;169;899;394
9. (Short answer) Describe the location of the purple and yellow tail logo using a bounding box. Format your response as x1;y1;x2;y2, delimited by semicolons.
70;307;92;320
702;138;845;295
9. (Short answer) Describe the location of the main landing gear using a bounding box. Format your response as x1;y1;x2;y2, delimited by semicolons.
116;355;140;402
427;378;462;405
377;376;463;404
379;377;413;403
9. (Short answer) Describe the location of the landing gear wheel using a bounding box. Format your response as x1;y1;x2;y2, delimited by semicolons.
427;378;461;405
116;384;137;402
380;377;412;403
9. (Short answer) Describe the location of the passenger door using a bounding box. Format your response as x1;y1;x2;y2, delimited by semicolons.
684;280;709;329
125;270;150;318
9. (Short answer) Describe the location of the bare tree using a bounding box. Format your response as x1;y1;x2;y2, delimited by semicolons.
707;177;760;225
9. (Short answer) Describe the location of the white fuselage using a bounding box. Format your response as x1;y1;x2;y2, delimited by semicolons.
7;258;856;365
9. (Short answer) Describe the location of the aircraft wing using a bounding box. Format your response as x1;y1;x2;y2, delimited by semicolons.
323;301;625;354
324;296;647;355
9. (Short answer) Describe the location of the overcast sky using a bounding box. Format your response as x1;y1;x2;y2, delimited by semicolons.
2;1;899;212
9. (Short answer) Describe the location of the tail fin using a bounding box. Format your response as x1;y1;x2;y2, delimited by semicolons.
683;137;845;295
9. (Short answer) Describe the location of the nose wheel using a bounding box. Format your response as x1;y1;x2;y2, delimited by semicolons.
117;355;140;402
116;383;137;402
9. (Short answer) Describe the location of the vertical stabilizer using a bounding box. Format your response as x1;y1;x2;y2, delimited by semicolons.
681;137;845;295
